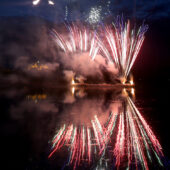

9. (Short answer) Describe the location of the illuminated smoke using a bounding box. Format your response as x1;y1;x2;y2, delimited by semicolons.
51;24;119;82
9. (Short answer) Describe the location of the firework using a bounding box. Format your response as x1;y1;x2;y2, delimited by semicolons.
32;0;40;5
114;112;125;167
48;92;163;169
52;18;148;82
32;0;54;6
87;6;102;25
48;0;54;5
100;17;148;80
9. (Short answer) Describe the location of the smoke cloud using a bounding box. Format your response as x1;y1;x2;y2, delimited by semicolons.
0;16;119;85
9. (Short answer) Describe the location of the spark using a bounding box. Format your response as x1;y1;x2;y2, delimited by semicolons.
48;0;54;5
71;87;75;95
32;0;40;5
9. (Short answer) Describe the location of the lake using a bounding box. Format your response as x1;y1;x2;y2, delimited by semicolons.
1;79;169;170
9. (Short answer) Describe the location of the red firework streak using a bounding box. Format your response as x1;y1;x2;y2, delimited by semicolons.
49;96;163;169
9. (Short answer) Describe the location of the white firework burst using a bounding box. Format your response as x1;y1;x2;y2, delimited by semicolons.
87;6;102;25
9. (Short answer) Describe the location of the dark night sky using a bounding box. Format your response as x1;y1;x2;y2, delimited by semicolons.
0;0;170;22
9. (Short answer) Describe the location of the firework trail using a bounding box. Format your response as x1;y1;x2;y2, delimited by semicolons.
52;18;148;81
51;24;100;61
100;17;148;80
49;94;163;169
49;124;96;168
114;112;125;167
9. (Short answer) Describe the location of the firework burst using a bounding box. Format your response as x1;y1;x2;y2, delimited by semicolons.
51;24;100;60
87;6;102;25
52;18;148;82
100;17;148;80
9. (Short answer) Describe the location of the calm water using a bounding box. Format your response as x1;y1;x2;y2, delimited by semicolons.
0;81;170;170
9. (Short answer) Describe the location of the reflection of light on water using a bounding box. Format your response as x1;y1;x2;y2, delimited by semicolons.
49;93;164;169
27;94;47;104
122;88;128;97
71;77;76;96
49;112;118;168
71;87;75;96
71;77;75;85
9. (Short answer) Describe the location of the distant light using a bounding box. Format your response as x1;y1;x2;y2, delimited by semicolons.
32;0;40;6
48;0;54;5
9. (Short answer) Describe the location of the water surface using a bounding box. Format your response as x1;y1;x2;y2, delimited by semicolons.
1;82;169;170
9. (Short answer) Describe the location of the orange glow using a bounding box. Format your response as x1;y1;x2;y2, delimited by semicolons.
129;75;134;85
122;88;128;97
72;77;75;85
120;77;126;85
28;63;48;71
72;87;75;95
131;88;135;96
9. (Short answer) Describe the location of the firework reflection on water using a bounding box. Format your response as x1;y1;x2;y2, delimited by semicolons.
49;88;163;169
